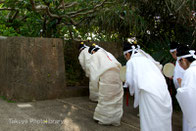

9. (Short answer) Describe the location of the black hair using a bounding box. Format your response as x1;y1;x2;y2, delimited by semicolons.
88;45;100;54
170;41;179;50
123;41;138;55
78;42;86;51
177;44;195;63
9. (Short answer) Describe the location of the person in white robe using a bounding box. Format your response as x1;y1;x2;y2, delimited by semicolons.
170;41;185;89
123;42;172;131
136;45;163;71
88;44;124;126
176;46;196;131
170;42;189;130
78;42;99;102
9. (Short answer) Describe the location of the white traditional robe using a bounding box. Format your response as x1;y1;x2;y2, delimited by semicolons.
125;52;172;131
176;60;196;131
173;60;187;130
138;49;163;70
88;49;124;126
173;60;185;89
78;47;99;102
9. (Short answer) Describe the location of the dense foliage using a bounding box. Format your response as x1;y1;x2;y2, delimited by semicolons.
0;0;195;63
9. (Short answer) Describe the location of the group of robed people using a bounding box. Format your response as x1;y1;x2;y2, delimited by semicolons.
170;42;196;131
78;41;196;131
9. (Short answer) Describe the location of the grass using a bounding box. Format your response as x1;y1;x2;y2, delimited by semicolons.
0;96;16;103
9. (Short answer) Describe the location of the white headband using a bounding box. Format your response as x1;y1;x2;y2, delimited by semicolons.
91;48;96;54
79;44;88;51
123;45;138;56
177;50;196;61
90;45;100;54
170;48;177;53
80;47;85;51
95;45;100;48
123;49;134;55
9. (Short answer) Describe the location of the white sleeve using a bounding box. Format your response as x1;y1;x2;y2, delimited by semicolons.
126;60;135;95
126;60;140;108
176;70;196;128
173;62;185;89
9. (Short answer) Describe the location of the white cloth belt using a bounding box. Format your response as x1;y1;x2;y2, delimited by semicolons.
177;50;196;61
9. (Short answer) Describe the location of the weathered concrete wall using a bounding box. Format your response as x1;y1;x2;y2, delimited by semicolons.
0;37;66;101
0;38;124;101
64;41;89;86
94;41;123;59
93;41;126;65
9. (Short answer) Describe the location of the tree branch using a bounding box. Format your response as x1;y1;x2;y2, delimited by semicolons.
30;0;47;10
29;0;109;26
30;0;59;18
45;7;60;18
10;10;19;21
0;8;18;11
67;8;90;16
57;0;65;10
68;26;74;40
0;0;5;4
58;1;78;9
70;0;108;18
176;0;188;12
64;2;78;8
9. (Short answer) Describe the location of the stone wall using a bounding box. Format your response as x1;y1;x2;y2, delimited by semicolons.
94;41;126;65
0;37;125;101
0;37;66;101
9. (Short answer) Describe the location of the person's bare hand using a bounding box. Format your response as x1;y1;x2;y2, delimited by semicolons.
177;78;182;87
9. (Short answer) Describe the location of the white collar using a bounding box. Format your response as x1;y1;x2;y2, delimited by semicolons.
190;60;196;67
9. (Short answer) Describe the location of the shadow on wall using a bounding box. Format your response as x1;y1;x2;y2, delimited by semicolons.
64;40;89;86
63;40;125;86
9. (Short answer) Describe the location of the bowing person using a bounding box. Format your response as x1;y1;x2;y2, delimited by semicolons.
88;44;124;126
123;42;172;131
78;42;98;102
176;45;196;131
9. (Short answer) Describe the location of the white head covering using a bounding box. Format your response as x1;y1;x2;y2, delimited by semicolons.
123;45;139;56
90;44;100;54
79;42;88;52
170;49;177;53
177;50;196;61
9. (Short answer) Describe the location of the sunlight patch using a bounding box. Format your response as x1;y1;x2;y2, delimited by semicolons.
17;104;33;108
62;118;80;131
